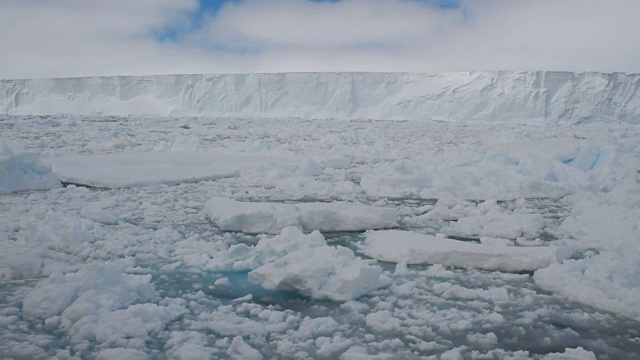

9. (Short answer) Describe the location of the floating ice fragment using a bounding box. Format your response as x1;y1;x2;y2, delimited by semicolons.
249;245;387;301
361;230;572;272
50;150;297;188
226;336;263;360
0;153;61;194
205;197;397;234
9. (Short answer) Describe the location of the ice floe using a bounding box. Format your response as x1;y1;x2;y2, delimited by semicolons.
205;197;398;234
361;230;572;272
50;150;298;188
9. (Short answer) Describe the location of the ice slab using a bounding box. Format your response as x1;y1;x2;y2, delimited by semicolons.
205;197;398;234
50;150;297;188
361;230;572;272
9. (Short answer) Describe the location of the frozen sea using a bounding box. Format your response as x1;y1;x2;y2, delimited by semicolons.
1;115;640;359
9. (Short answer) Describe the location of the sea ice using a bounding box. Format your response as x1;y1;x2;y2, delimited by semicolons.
249;245;386;301
226;336;263;360
360;140;611;200
205;197;398;234
49;150;297;188
534;252;640;322
441;200;546;240
361;230;572;272
22;259;156;323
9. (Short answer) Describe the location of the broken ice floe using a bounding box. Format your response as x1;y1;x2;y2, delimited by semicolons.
249;245;386;302
205;197;398;234
361;230;572;272
207;227;389;301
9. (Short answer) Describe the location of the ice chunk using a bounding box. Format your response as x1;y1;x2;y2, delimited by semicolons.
479;236;514;247
205;197;397;234
249;245;386;301
442;201;545;240
22;260;156;323
0;246;81;280
226;336;263;360
96;348;149;360
534;251;640;322
361;230;572;272
205;198;302;235
297;202;397;233
72;302;188;349
542;347;596;360
243;227;326;269
0;153;61;194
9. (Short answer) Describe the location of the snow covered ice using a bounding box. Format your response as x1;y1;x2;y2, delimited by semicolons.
1;72;640;359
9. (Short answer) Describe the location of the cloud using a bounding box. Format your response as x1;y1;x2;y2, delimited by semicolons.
1;0;639;78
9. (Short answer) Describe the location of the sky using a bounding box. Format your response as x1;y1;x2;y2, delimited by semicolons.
1;0;639;79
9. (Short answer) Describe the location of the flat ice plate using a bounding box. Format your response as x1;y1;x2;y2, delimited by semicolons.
50;150;295;188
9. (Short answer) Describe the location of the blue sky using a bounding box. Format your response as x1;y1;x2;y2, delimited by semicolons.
157;0;465;42
0;0;639;78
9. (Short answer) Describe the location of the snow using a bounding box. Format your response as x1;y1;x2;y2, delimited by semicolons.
361;230;572;272
205;197;398;234
3;72;640;124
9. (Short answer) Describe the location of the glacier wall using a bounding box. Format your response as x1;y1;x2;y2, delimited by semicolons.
2;71;640;123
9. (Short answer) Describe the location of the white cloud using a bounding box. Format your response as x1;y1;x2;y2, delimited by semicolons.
1;0;639;78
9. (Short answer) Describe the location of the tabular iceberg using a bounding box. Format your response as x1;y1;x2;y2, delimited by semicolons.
3;71;640;123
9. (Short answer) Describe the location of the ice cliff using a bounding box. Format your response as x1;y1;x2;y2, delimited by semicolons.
2;71;639;123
